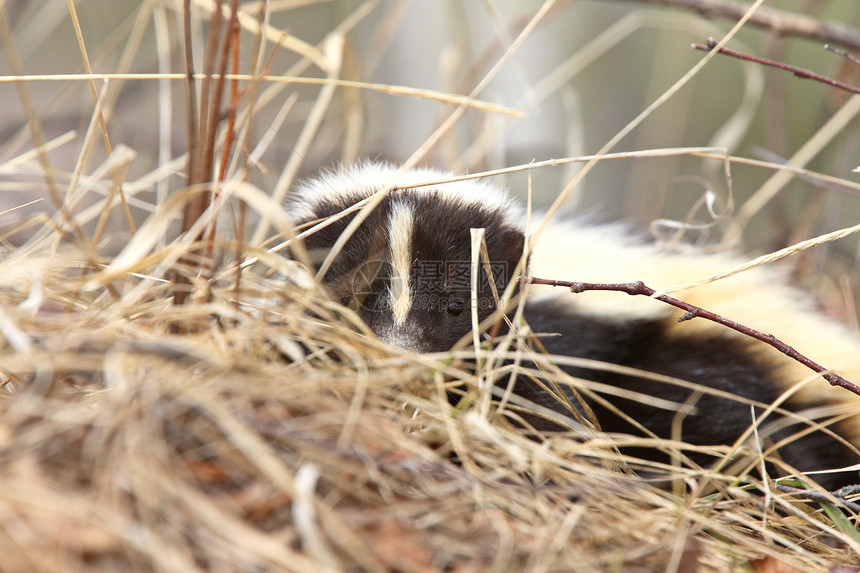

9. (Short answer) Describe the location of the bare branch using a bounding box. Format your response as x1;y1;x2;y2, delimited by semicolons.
775;484;860;513
825;44;860;68
693;37;860;95
608;0;860;52
522;276;860;398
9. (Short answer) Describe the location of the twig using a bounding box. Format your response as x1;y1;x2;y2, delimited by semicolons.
216;6;240;185
175;0;237;309
198;0;240;302
175;0;199;309
824;44;860;69
693;37;860;96
522;276;860;398
182;0;198;193
774;484;860;513
834;484;860;498
609;0;860;52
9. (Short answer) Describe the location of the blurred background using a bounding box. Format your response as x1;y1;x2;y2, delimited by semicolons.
2;0;860;314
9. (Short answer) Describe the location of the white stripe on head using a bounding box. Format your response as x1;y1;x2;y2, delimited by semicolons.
387;202;414;325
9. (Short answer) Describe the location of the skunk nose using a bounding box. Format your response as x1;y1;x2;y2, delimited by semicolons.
375;322;429;353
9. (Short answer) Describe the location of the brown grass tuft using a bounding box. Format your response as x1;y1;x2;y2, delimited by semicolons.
1;1;859;571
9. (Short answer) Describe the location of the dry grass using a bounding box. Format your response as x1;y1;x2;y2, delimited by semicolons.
1;1;860;571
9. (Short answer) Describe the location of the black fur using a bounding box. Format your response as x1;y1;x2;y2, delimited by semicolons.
290;177;858;488
523;298;858;489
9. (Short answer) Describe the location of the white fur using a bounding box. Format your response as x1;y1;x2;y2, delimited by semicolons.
388;202;414;325
287;162;523;223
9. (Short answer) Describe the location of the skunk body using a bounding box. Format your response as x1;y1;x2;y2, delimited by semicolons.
288;162;860;488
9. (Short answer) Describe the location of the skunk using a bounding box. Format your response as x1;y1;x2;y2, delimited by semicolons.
287;162;860;488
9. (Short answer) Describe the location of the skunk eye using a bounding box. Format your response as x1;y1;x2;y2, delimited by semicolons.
447;298;466;317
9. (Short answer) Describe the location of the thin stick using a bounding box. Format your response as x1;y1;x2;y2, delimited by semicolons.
183;0;199;191
65;0;135;234
0;73;521;117
693;37;860;96
774;484;860;513
523;276;860;397
824;44;860;69
197;0;239;302
612;0;860;52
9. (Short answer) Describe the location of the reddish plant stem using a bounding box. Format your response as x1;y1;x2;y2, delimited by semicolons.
216;11;240;185
182;0;198;192
693;37;860;96
201;0;241;289
523;276;860;398
824;44;860;69
174;0;200;309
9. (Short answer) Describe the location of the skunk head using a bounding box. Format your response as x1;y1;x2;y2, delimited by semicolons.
287;163;526;352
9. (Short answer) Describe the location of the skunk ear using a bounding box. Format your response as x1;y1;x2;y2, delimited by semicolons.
491;227;527;292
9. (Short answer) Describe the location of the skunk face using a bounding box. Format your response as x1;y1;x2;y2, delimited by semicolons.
288;165;525;352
